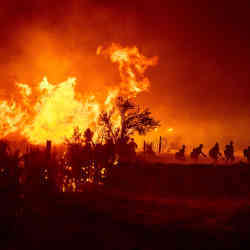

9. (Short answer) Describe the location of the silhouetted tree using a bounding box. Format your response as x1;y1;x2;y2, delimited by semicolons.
66;127;85;146
84;128;94;145
0;140;20;178
64;127;86;177
99;96;160;144
64;127;99;183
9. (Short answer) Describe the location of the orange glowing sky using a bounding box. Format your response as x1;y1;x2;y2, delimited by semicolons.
1;0;250;150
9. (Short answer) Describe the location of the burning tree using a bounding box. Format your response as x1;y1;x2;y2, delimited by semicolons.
63;127;113;186
98;96;160;159
64;127;92;178
62;94;160;186
0;140;20;178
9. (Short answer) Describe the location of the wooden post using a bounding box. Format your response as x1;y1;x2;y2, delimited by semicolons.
159;136;162;154
143;140;146;160
46;140;51;161
45;140;52;188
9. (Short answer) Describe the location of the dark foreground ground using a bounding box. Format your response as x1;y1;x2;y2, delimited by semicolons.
1;163;250;250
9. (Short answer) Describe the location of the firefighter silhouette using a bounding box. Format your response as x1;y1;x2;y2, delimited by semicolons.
128;138;138;161
191;144;207;160
175;145;186;161
243;146;250;163
224;141;235;163
209;142;222;162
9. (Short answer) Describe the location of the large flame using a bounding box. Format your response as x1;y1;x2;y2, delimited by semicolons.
22;77;100;144
0;44;157;144
97;43;157;97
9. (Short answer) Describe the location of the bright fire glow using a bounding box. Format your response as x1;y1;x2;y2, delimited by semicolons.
97;43;157;97
0;44;157;144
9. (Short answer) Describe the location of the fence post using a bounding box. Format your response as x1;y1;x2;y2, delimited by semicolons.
46;140;51;161
159;136;162;154
45;140;52;187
